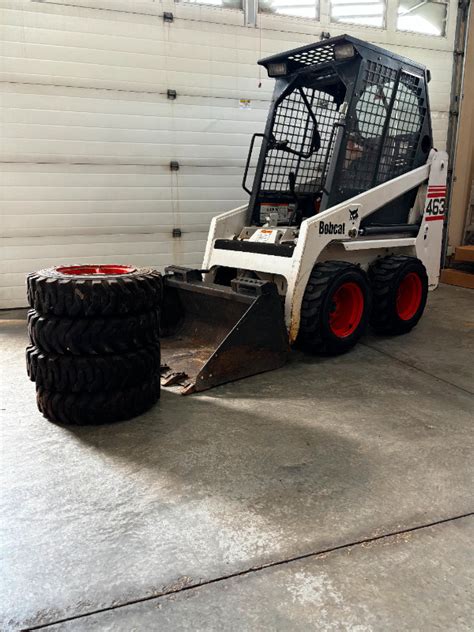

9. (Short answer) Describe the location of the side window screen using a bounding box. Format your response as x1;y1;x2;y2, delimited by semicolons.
342;63;426;193
356;79;421;138
356;82;395;138
377;72;425;183
389;80;422;136
259;88;341;195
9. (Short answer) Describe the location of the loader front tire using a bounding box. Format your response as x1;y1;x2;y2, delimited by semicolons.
369;255;428;335
298;261;371;355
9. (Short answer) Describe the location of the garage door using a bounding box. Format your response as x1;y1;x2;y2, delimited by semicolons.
0;0;458;308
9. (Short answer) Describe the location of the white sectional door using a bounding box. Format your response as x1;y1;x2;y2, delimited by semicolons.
0;0;458;307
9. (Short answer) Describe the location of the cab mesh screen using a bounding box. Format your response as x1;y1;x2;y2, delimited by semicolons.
376;72;426;184
287;42;336;67
260;88;339;194
340;62;426;194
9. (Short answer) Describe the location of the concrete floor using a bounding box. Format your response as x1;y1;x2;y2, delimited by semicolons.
0;284;473;631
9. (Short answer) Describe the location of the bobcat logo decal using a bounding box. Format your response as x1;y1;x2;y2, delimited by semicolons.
349;208;359;222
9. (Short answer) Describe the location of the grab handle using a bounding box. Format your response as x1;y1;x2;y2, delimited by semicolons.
242;133;265;195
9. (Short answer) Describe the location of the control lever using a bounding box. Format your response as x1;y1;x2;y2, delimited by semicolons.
288;171;300;226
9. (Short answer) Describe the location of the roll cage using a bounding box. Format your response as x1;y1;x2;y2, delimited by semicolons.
244;35;433;229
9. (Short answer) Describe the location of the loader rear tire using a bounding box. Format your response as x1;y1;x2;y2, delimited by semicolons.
36;377;161;425
27;344;161;393
28;309;160;355
298;261;371;354
27;265;163;317
369;255;428;334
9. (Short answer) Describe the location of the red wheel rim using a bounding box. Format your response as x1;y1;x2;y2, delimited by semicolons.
396;272;422;321
56;264;136;276
329;282;364;338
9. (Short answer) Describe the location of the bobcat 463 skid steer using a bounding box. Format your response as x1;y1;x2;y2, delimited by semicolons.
160;35;448;394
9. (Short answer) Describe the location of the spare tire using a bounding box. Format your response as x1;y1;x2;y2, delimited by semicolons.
36;376;161;425
27;344;161;393
27;265;163;317
28;309;160;355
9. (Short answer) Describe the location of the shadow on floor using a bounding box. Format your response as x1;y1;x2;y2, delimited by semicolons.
65;386;371;528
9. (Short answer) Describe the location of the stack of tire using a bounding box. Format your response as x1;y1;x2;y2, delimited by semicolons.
26;265;163;425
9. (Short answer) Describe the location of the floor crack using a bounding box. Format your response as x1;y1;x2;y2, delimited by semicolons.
24;511;474;631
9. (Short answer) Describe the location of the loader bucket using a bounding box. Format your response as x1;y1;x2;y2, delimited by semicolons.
160;267;289;394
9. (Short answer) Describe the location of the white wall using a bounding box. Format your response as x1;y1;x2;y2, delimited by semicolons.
0;0;458;307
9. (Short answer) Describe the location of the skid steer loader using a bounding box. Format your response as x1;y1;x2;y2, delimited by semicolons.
160;35;448;394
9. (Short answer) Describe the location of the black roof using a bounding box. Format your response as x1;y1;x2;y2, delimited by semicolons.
258;34;427;77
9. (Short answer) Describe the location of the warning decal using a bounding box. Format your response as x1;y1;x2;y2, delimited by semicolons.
259;203;290;222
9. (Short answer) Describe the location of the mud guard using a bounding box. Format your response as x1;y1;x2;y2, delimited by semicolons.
160;267;289;394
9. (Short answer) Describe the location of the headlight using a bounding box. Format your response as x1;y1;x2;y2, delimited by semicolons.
334;43;355;60
267;62;287;77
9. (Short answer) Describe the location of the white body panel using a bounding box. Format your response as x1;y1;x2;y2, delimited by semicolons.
203;150;448;341
0;0;458;308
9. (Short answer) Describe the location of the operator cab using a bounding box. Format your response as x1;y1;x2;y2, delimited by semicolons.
243;35;432;230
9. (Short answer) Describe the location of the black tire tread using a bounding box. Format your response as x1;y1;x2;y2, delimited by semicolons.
27;344;161;393
36;377;161;425
28;309;160;355
27;267;163;317
298;260;369;354
369;255;428;334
